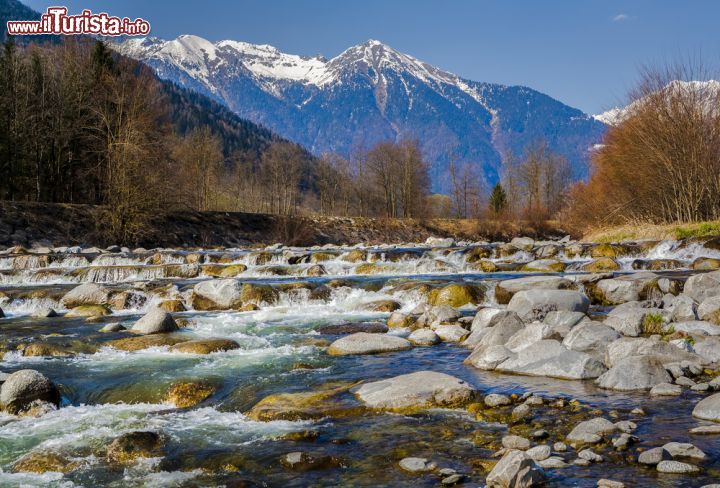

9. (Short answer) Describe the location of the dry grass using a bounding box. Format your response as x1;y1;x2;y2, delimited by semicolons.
582;220;720;243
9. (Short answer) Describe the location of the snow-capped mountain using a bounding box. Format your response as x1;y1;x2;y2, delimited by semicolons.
115;35;608;191
594;80;720;126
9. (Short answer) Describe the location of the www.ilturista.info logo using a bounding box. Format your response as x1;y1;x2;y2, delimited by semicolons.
6;6;150;36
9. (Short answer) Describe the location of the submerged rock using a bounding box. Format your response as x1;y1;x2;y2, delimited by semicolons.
165;381;216;408
65;304;111;318
106;431;163;464
106;334;187;352
280;451;342;471
0;369;60;415
247;382;361;421
327;332;411;356
11;450;78;474
170;338;240;354
354;371;476;410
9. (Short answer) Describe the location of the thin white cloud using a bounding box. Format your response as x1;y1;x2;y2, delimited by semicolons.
612;13;630;22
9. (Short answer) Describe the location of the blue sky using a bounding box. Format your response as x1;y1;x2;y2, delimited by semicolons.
24;0;720;114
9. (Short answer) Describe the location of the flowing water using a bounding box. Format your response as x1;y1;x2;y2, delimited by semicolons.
0;241;719;486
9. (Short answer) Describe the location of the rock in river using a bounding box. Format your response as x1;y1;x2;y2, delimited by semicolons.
327;332;411;356
61;282;110;308
106;431;163;464
692;392;720;422
485;449;546;488
596;355;672;391
507;289;589;322
496;340;606;380
170;338;240;354
131;308;179;335
354;371;476;410
0;369;60;415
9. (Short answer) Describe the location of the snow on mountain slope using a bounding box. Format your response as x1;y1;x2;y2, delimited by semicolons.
114;35;607;191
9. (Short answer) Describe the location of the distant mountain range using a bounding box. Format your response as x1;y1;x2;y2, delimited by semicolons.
115;35;608;191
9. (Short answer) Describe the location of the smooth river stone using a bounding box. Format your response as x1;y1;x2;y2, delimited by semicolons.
327;332;411;356
354;371;476;410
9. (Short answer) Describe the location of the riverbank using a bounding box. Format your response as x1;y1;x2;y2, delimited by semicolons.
0;201;567;248
583;221;720;243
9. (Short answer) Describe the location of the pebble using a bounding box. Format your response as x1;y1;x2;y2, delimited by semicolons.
441;474;464;485
578;449;603;463
538;456;568;469
398;457;436;473
649;383;682;396
675;376;696;387
691;383;710;392
501;435;530;450
631;407;646;415
573;458;591;467
612;433;638;450
662;442;706;460
656;460;700;474
485;393;512;407
512;403;531;420
531;429;549;440
614;421;637;433
597;480;625;488
526;444;551;461
553;442;568;452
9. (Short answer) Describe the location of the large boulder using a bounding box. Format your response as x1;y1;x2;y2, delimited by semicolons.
327;332;411;356
428;283;484;307
604;337;704;368
61;283;110;308
683;270;720;302
496;340;607;380
495;276;573;305
590;273;659;305
562;321;620;359
354;371;476;410
471;307;503;331
596;355;672;391
521;259;566;273
465;345;515;370
474;312;524;349
0;369;60;414
604;307;669;337
507;289;589;322
505;322;559;352
191;279;244;310
692;392;720;422
698;296;720;325
694;337;720;362
131;308;179;335
485;450;546;488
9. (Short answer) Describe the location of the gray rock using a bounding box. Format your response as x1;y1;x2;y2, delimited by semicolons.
612;433;638;449
327;332;412;356
689;424;720;434
192;279;243;309
354;371;476;410
638;447;672;465
526;445;551;461
562;321;620;359
664;294;697;322
566;417;616;445
597;355;672;391
0;369;60;414
505;322;558;352
475;312;524;349
100;323;126;333
605;307;668;337
594;273;659;305
662;442;706;460
471;307;503;331
61;283;110;308
510;237;535;251
485;393;512;407
578;449;603;463
31;307;58;318
497;340;607;380
502;435;530;450
435;324;469;342
597;479;625;488
543;310;587;337
507;289;589;322
683;270;720;302
672;321;720;336
440;474;463;485
538;456;568;469
408;328;440;346
692;392;720;422
464;345;515;370
485;450;546;488
512;403;531;420
553;442;567;452
614;420;637;433
604;337;703;368
131;308;179;335
698;296;720;325
398;457;436;473
649;383;682;396
656;460;700;473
